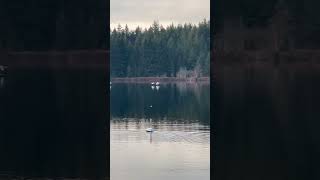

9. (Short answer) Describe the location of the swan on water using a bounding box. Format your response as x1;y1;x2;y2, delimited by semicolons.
155;82;160;85
151;82;155;85
146;116;154;132
146;127;154;132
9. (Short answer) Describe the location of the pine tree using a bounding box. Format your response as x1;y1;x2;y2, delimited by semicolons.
110;20;210;78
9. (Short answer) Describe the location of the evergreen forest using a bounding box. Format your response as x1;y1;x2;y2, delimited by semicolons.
110;20;210;78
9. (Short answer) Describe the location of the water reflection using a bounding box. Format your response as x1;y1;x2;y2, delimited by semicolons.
213;64;320;180
0;77;4;87
0;68;108;179
111;83;210;125
111;83;210;180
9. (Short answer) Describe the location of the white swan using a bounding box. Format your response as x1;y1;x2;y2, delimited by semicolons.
155;82;160;85
146;127;154;132
146;117;154;132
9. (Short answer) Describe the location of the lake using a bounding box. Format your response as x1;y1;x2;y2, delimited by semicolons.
0;68;108;179
213;63;320;180
110;83;210;180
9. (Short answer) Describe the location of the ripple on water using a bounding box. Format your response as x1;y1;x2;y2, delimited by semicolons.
111;118;210;145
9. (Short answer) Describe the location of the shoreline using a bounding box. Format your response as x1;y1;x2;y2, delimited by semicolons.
0;50;108;69
111;77;210;83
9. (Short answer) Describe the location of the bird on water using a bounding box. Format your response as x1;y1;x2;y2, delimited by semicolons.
146;105;154;132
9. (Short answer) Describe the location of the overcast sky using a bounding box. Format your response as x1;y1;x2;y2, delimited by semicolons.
111;0;210;30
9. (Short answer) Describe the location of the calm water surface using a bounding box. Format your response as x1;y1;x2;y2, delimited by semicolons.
110;83;210;180
213;65;320;180
0;69;108;179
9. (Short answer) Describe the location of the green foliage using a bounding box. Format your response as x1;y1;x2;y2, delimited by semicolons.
110;20;210;78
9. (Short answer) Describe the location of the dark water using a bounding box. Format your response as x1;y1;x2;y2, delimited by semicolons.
110;83;210;180
213;65;320;180
0;68;108;179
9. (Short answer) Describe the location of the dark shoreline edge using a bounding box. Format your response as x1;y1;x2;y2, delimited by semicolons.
110;77;210;84
0;50;108;69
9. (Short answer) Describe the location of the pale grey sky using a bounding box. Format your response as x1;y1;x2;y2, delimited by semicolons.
110;0;210;30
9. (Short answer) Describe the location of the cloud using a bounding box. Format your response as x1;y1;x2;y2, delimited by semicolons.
111;0;210;29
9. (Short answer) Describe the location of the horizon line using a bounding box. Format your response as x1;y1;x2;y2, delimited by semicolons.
110;19;210;30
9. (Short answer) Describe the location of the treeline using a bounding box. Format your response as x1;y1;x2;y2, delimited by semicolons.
110;20;210;78
0;0;107;50
213;0;320;48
